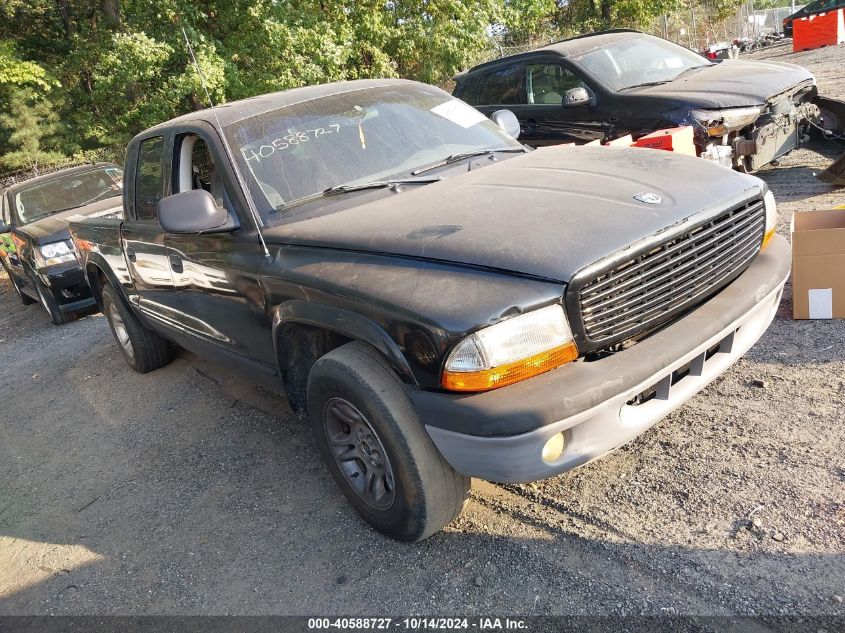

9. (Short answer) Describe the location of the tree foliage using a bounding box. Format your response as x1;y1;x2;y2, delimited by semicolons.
0;0;747;168
0;89;65;171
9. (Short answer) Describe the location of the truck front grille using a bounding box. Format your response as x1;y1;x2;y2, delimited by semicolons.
576;198;765;347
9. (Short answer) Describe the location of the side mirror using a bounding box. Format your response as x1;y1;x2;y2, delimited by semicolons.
157;190;236;234
490;109;521;139
563;87;591;108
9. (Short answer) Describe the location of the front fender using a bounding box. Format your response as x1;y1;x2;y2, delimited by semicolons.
271;300;417;386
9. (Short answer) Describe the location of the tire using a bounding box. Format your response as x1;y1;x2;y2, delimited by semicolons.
307;341;469;541
31;274;76;324
102;283;173;373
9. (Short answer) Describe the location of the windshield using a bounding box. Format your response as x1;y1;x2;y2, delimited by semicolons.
14;166;123;224
573;35;710;92
225;83;521;222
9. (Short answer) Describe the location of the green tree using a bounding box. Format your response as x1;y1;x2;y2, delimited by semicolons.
0;89;65;172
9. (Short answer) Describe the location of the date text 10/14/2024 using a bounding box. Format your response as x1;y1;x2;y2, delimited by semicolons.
307;617;528;631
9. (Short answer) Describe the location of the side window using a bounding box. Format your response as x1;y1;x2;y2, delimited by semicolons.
476;65;525;106
174;134;228;209
526;64;588;105
135;136;164;221
457;74;482;106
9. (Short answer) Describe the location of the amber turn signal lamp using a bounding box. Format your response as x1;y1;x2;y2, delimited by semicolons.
762;190;777;250
442;341;578;392
761;227;776;250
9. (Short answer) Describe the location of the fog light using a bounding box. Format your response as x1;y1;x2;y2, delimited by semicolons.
541;432;565;463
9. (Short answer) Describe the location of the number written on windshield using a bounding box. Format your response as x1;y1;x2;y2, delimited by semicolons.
242;124;342;164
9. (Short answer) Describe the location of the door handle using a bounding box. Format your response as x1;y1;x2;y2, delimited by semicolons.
169;254;183;274
126;247;136;262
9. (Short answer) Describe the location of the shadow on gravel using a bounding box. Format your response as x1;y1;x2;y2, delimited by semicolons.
756;148;844;204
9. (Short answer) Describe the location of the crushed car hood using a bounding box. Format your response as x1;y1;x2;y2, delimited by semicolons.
636;59;814;107
16;195;123;245
262;145;764;282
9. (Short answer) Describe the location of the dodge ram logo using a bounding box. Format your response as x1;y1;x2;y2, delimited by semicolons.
634;192;662;205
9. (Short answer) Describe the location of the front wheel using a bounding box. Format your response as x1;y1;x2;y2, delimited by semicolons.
307;341;470;541
102;283;173;373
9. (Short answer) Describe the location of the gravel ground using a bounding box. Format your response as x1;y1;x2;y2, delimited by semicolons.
1;45;844;618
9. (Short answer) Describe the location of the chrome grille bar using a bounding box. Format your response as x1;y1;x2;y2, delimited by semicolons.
577;199;765;344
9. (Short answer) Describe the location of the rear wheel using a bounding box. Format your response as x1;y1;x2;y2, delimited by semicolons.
307;341;469;541
31;275;75;324
102;283;173;373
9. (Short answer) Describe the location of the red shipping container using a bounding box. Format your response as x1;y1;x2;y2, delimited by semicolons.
633;126;697;156
793;9;845;52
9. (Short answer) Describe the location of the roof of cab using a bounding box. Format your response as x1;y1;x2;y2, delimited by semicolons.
458;29;642;78
142;78;431;134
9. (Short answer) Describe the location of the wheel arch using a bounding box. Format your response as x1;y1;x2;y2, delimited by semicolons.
83;253;127;312
271;300;417;412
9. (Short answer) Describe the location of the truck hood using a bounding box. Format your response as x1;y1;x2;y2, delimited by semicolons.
635;59;814;108
16;195;123;245
262;145;763;282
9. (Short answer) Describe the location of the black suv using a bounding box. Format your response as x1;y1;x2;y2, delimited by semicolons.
0;164;123;324
454;30;818;171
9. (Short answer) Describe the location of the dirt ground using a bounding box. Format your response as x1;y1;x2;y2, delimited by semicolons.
1;45;844;618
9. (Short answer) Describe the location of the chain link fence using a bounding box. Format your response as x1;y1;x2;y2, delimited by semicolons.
649;2;803;49
725;4;805;37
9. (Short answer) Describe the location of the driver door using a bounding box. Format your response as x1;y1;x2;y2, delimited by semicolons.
162;127;274;366
121;134;182;325
520;62;607;145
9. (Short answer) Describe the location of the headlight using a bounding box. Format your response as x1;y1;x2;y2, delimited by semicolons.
690;106;762;136
762;189;777;249
441;304;578;392
36;240;77;267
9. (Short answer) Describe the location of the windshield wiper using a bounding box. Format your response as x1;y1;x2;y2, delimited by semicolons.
621;65;711;92
273;176;443;212
323;176;443;196
672;65;710;80
411;147;527;176
619;80;670;91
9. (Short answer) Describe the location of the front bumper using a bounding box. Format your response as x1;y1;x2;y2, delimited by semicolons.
37;262;95;312
416;235;791;483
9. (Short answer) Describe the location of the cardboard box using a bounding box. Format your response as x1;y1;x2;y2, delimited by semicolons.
791;209;845;319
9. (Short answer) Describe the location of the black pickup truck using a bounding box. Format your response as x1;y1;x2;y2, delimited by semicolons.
0;163;124;324
70;79;791;541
